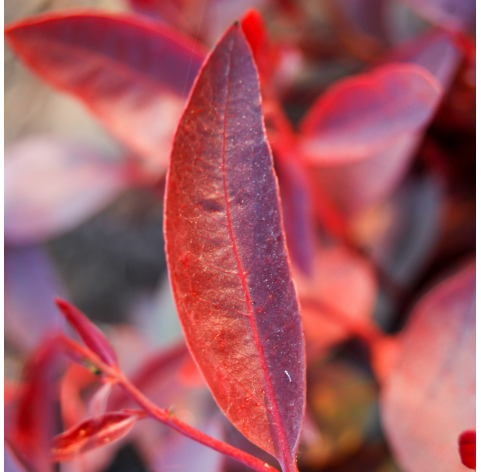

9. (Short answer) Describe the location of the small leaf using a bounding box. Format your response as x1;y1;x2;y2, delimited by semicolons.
5;12;206;168
300;64;442;163
381;260;475;472
459;430;476;470
55;299;118;367
51;411;142;462
5;137;130;244
165;23;305;472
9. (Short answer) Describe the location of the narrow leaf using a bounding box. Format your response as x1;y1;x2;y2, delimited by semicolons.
459;430;476;470
165;23;306;472
300;64;442;163
5;12;206;168
5;137;130;244
51;411;142;462
55;299;118;367
381;260;475;472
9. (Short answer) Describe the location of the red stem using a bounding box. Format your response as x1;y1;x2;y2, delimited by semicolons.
61;336;280;472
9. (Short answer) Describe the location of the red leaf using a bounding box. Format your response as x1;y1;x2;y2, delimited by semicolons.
399;0;475;33
164;24;305;472
51;411;142;462
300;64;442;163
5;137;130;244
5;12;206;169
55;299;118;367
459;430;476;469
381;260;475;472
8;338;63;472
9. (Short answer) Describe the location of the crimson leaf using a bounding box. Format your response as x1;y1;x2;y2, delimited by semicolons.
55;299;118;367
164;23;306;472
459;430;476;470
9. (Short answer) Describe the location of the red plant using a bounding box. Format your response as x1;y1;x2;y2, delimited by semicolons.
4;1;475;472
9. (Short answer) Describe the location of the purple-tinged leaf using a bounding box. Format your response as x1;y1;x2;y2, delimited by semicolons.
381;260;475;472
165;24;305;472
5;137;130;244
5;12;207;168
300;63;442;163
55;299;118;367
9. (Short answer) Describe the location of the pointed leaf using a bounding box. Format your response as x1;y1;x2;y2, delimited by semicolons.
165;24;306;472
459;430;476;470
51;411;142;461
5;137;130;244
381;261;475;472
55;299;118;367
5;12;206;168
300;64;442;163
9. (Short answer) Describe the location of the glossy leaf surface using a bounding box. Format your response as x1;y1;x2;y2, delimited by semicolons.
459;430;476;469
51;411;141;461
5;12;206;168
381;261;475;472
300;64;441;163
56;299;118;367
5;137;130;244
165;24;305;471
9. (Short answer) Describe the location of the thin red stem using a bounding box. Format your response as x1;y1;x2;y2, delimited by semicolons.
60;336;280;472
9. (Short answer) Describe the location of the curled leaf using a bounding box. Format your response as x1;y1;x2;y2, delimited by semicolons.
459;430;476;470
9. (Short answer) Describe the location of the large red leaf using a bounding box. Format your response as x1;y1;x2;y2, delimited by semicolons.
5;12;206;169
381;260;475;472
5;137;130;244
164;24;305;472
300;63;441;163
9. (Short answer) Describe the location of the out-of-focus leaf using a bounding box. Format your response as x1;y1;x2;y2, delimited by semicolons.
164;24;305;472
300;64;441;162
5;137;130;244
5;13;206;169
155;417;225;472
459;430;476;470
8;338;63;472
51;411;143;462
295;246;378;356
56;299;118;367
309;133;421;216
382;28;462;89
381;260;475;472
5;246;64;352
399;0;475;33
